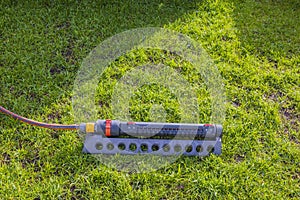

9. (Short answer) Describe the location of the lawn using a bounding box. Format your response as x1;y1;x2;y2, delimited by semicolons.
0;0;299;199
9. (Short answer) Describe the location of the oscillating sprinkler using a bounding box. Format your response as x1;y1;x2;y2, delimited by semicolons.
0;106;223;156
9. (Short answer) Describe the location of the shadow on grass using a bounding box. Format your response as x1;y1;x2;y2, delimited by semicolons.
231;0;300;59
0;0;200;112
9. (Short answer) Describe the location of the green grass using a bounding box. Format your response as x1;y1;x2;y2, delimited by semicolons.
0;0;299;199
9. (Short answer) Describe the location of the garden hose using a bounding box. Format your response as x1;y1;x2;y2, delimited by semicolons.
0;106;79;130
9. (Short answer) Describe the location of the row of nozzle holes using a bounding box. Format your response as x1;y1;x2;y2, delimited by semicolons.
95;142;215;153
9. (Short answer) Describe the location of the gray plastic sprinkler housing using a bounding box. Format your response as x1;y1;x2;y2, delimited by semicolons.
80;120;223;156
